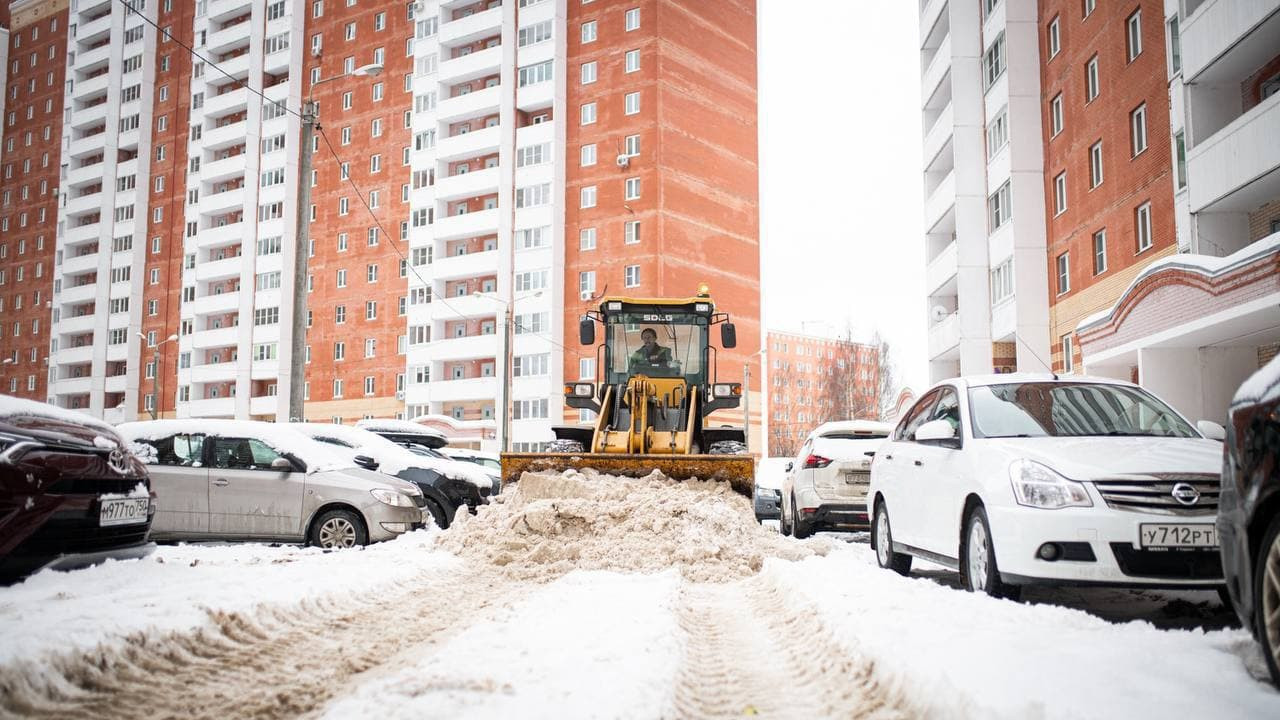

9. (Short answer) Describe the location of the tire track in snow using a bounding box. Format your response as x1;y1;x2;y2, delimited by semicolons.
671;575;920;719
0;565;527;720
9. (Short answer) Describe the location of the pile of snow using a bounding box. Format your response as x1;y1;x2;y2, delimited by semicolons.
294;423;493;489
117;419;356;472
441;469;830;582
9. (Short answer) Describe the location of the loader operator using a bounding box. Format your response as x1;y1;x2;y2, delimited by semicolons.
629;328;674;374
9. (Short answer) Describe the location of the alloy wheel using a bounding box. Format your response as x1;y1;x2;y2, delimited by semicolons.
875;507;891;566
967;520;990;592
1264;530;1280;671
319;517;358;548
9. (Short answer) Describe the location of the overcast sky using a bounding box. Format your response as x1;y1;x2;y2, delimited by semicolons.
757;1;928;394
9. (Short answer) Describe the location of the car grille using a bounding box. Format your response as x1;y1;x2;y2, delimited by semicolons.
46;477;147;495
1109;543;1223;580
1091;474;1219;515
15;516;152;557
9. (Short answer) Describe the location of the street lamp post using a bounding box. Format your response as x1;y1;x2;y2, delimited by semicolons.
473;290;542;451
138;332;179;420
744;348;766;454
287;63;383;422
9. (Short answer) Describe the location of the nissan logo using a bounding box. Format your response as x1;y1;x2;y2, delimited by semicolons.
107;449;130;475
1170;482;1200;506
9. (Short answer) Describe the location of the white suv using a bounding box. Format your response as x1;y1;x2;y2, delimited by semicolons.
869;375;1227;598
780;420;892;538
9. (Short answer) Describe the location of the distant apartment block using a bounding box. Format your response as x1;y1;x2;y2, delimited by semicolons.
765;330;879;457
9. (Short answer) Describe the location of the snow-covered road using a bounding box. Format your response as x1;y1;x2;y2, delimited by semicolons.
1;471;1277;719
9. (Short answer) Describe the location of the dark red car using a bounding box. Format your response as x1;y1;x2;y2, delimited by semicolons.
1;396;155;582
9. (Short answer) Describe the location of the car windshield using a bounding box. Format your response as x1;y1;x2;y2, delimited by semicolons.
968;382;1198;439
606;311;706;384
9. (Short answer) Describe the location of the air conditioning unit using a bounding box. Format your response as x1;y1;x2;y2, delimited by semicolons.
615;154;630;168
580;290;593;301
311;47;322;58
395;391;405;401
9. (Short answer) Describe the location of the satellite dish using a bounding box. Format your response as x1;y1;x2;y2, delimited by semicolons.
930;305;949;323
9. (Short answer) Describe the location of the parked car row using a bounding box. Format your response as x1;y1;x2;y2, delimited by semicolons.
0;400;501;581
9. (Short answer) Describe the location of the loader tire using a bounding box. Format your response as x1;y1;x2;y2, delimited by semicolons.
547;439;585;453
708;440;748;455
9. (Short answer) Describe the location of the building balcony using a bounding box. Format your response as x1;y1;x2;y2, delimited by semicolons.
207;22;252;56
105;342;129;363
990;298;1016;341
248;395;278;416
516;81;553;113
435;166;499;202
925;240;957;295
59;282;99;306
440;45;503;86
61;251;101;277
203;118;248;150
195;254;244;283
189;290;241;317
436;125;501;162
422;333;500;363
1187;90;1280;214
56;312;98;336
922;103;953;173
190;326;241;351
64;190;104;217
431;248;500;282
66;159;105;187
1181;0;1280;83
71;73;110;102
68;131;109;159
927;312;960;361
920;34;951;107
53;345;95;367
196;221;246;249
189;361;238;384
53;376;94;396
437;85;500;124
203;86;249;119
920;0;947;46
63;220;102;246
186;397;236;418
923;169;956;233
104;374;128;394
429;292;500;320
208;0;253;21
71;101;109;132
439;5;503;46
77;13;112;44
200;185;246;215
432;208;500;242
201;153;249;183
421;376;498;404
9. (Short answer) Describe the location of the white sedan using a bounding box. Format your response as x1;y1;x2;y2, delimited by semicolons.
869;374;1227;598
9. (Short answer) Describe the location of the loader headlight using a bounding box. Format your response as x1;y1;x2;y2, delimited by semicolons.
564;383;594;397
711;383;741;398
1008;459;1092;509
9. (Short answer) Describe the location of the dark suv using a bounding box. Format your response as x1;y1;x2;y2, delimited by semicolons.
0;396;155;581
1219;356;1280;687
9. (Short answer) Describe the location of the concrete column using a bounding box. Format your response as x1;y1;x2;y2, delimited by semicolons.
1138;347;1203;422
1198;346;1259;424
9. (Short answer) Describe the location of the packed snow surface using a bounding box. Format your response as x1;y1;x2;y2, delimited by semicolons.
0;469;1276;718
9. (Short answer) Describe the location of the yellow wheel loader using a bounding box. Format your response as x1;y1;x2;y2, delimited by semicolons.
500;285;755;496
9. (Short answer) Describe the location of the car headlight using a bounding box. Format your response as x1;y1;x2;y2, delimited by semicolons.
1008;459;1092;509
370;488;416;507
755;487;775;499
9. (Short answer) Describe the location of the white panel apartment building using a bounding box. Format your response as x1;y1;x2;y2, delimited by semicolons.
919;0;1051;384
405;0;566;450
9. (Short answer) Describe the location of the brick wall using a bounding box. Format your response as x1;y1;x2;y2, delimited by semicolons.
1247;197;1280;243
1241;52;1280;113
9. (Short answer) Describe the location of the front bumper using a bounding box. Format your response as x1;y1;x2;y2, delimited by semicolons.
366;503;426;543
753;490;781;520
987;504;1224;587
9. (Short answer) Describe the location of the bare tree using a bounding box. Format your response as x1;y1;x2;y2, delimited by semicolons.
820;325;875;422
870;332;899;422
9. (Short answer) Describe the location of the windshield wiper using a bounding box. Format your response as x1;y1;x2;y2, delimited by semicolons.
1097;431;1162;437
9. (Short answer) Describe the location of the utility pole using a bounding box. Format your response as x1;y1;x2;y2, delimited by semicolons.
502;305;512;451
288;100;317;422
150;344;160;421
743;361;750;453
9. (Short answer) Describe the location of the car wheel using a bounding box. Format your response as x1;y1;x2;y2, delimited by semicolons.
1255;514;1280;687
425;499;450;531
791;494;812;539
310;509;368;549
961;505;1020;600
779;496;792;536
872;500;912;576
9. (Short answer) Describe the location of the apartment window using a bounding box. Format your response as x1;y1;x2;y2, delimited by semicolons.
1082;0;1095;18
518;143;550;167
367;264;379;283
624;134;640;157
1085;55;1099;102
624;92;640;115
1089;141;1103;188
581;20;597;43
1130;104;1147;155
1061;335;1074;373
1053;172;1067;215
990;259;1013;304
579;270;596;297
337;268;348;287
580;185;597;208
624;265;640;288
581;144;597;167
581;61;597;84
625;7;640;31
1135;202;1153;252
1050;94;1063;137
581;102;597;125
333;379;344;398
580;357;596;380
1167;17;1182;75
983;33;1006;90
1056;252;1070;294
624;177;640;200
624;220;640;245
1047;16;1060;59
1174;131;1187;189
516;183;552;208
1092;229;1107;275
987;181;1011;230
580;227;597;250
625;50;640;73
1126;10;1142;62
518;19;553;46
519;226;550;249
986;107;1008;158
345;22;356;40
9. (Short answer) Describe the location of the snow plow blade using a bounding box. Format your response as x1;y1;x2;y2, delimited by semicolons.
500;452;755;498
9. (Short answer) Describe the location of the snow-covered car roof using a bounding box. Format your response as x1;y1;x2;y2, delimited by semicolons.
1232;354;1280;408
118;419;356;472
354;418;447;439
295;423;492;489
0;395;118;435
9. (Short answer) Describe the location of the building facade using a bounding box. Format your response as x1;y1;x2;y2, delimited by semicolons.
920;0;1052;385
765;330;879;458
6;0;761;453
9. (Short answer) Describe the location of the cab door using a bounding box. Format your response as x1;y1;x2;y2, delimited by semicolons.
912;387;969;557
146;433;209;538
874;390;939;548
207;437;306;540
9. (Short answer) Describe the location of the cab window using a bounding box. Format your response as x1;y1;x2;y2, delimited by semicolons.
210;437;288;471
929;388;962;436
148;433;205;466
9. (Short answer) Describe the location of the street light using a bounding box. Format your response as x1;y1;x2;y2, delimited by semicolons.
138;332;180;420
287;63;384;422
472;290;543;451
744;347;766;455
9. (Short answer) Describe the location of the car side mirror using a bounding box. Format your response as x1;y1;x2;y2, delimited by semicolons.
270;457;295;471
353;454;380;471
916;419;959;447
1196;420;1226;441
579;317;595;346
720;322;737;349
784;461;793;473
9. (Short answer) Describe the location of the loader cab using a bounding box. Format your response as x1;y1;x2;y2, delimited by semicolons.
605;310;709;388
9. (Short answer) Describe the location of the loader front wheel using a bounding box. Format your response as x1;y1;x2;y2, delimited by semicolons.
708;440;747;455
547;439;585;453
